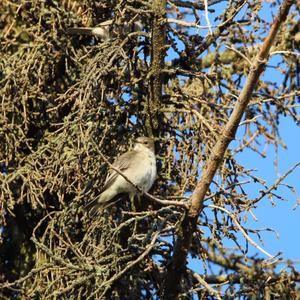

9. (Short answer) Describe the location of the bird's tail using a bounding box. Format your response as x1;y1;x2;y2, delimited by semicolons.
84;201;99;218
84;197;110;218
85;193;126;218
67;27;95;36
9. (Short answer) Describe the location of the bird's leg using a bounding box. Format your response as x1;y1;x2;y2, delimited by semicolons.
129;193;139;235
136;185;145;196
136;185;146;209
129;193;137;211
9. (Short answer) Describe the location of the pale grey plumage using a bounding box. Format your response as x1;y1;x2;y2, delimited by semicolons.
86;137;156;217
67;20;142;40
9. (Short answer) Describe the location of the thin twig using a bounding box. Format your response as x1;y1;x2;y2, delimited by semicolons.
251;161;300;204
208;204;275;259
204;0;213;35
190;270;222;300
99;231;160;297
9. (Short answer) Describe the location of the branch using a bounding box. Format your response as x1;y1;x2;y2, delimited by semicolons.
169;0;226;10
208;205;275;260
190;270;222;300
146;0;167;134
161;1;296;299
202;272;300;284
204;0;213;35
251;161;300;204
99;231;160;298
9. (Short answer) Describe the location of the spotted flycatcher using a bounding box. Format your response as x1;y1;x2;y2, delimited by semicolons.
86;137;156;216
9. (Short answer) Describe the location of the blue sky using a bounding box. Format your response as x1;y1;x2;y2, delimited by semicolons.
171;1;300;273
236;115;300;263
233;0;300;267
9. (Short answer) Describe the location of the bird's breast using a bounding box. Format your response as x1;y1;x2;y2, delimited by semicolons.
139;152;156;192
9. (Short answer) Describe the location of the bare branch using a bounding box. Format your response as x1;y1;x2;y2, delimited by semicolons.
162;1;296;298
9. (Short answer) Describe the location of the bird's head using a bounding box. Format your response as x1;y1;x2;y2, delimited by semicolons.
133;137;155;153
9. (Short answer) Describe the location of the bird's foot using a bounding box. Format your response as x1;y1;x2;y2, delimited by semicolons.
136;185;146;195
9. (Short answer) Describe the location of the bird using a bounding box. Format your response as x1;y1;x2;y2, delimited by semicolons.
67;20;142;41
86;137;157;217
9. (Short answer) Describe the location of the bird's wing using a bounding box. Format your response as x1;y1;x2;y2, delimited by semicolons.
102;150;137;190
